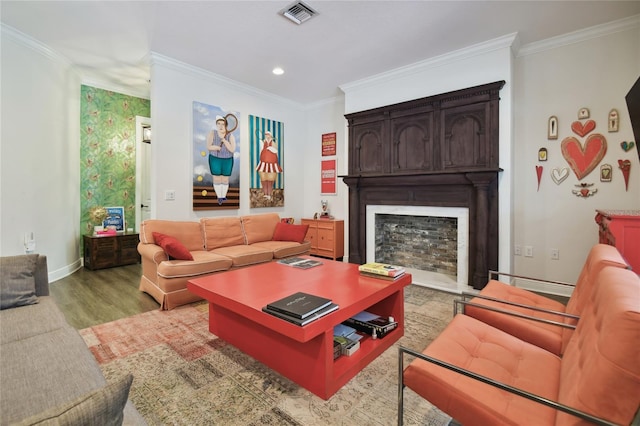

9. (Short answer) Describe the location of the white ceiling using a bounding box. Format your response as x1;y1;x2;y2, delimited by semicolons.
2;1;639;104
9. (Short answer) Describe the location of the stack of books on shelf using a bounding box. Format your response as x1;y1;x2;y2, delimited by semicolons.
358;262;406;281
343;310;398;339
262;292;338;326
333;324;362;358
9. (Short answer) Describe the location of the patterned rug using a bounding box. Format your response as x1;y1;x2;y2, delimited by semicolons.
80;285;456;425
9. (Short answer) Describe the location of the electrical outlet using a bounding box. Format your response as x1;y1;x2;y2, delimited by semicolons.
524;246;533;257
514;245;522;256
550;248;560;260
164;190;176;201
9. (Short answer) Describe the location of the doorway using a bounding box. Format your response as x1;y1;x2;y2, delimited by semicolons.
135;116;151;232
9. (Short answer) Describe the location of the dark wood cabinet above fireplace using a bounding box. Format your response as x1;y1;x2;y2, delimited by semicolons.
342;81;505;290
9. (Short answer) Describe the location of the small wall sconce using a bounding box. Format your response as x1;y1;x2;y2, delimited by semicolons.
142;125;151;144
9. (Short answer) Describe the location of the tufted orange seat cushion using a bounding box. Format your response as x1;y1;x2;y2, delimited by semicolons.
403;266;640;426
404;314;560;426
464;244;628;355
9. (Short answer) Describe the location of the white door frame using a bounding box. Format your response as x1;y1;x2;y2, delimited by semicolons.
135;115;151;232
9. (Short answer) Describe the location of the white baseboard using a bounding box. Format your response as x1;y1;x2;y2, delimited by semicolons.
49;258;83;283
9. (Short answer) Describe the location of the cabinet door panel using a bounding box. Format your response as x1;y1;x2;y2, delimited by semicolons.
441;103;492;170
92;238;117;269
301;220;318;251
119;235;141;265
391;112;434;173
350;121;387;175
317;228;334;251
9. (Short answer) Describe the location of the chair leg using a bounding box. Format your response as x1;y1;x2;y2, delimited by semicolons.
398;347;405;426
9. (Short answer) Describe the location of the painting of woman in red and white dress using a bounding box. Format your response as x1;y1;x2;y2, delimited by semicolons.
249;115;284;207
255;131;283;200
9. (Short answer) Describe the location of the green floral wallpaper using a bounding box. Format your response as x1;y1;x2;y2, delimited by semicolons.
80;85;150;236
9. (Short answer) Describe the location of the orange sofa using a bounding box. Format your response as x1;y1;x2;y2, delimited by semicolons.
398;265;640;426
461;243;629;355
138;213;311;310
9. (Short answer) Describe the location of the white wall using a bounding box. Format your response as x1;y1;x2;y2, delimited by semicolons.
303;97;349;256
149;54;308;220
1;25;82;280
513;21;640;290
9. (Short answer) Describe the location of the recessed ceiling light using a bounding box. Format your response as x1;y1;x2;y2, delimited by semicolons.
272;67;285;76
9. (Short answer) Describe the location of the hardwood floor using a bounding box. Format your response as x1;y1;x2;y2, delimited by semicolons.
49;263;159;329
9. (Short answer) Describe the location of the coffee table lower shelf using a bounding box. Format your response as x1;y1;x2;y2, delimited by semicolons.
208;303;403;400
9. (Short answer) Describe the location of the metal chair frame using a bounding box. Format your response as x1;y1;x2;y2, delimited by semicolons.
455;297;578;329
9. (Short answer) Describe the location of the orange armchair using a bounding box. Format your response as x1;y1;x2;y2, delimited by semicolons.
461;243;629;355
398;266;640;426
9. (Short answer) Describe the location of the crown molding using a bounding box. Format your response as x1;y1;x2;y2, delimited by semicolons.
517;14;640;57
340;33;518;95
1;22;150;99
1;23;74;68
150;52;304;110
81;77;150;100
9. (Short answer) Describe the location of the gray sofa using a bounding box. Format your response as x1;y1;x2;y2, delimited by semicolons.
0;254;145;425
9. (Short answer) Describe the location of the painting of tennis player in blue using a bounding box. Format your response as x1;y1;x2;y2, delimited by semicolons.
192;101;240;210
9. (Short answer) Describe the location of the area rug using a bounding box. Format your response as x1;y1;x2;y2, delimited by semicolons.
80;285;455;425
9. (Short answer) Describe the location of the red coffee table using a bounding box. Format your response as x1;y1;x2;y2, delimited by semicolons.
187;258;412;399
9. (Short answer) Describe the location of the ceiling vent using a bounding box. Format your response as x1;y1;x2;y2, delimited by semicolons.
281;1;317;25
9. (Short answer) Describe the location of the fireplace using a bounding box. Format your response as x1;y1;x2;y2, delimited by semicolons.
342;81;504;290
366;205;469;293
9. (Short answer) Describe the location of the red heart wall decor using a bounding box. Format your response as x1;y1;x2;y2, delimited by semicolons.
571;120;596;137
561;133;607;180
618;159;631;191
535;165;543;191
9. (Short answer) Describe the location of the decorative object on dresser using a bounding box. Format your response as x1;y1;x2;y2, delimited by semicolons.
300;218;344;260
83;232;140;270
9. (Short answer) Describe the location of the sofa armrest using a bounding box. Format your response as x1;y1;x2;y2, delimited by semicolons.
34;255;49;297
454;298;577;329
489;270;575;287
137;243;169;264
398;346;616;426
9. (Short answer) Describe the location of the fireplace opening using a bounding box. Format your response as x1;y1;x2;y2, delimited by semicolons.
375;214;458;276
366;205;471;293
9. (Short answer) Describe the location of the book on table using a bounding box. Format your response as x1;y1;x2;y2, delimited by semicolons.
343;310;398;339
277;257;323;269
358;262;405;277
262;303;339;326
266;291;333;319
359;271;405;281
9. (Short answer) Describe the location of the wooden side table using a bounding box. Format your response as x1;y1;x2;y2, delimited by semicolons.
83;232;141;270
595;209;640;272
301;219;344;260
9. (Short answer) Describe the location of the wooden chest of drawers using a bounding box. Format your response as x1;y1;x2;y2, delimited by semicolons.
301;219;344;260
83;233;141;270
